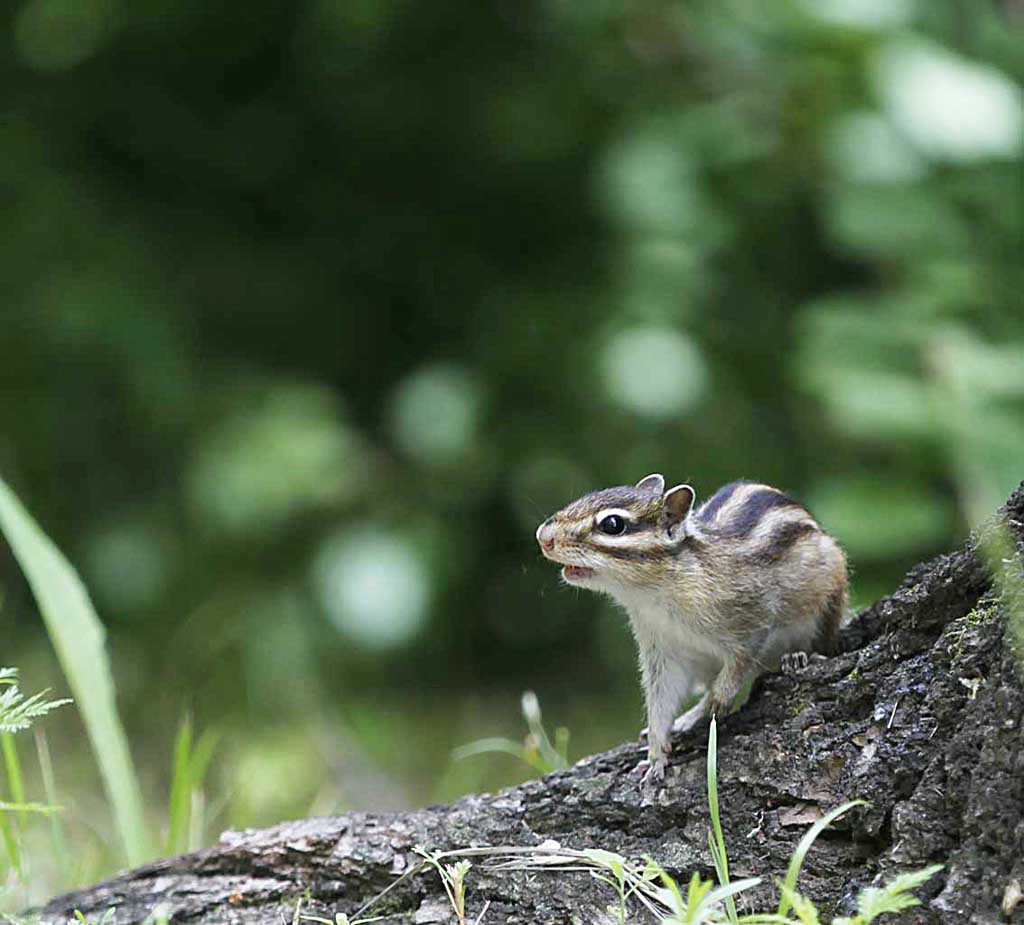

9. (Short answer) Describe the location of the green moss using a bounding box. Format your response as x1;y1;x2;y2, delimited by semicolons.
944;603;1001;662
964;603;999;627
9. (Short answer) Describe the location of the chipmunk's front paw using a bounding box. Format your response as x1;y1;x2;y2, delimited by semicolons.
631;738;670;786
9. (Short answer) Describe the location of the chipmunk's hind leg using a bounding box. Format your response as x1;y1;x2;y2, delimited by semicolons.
705;654;755;720
671;693;708;734
781;581;848;671
814;584;847;656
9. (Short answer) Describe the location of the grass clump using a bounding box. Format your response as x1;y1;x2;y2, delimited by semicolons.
0;476;150;865
164;716;219;857
0;668;69;886
0;477;219;908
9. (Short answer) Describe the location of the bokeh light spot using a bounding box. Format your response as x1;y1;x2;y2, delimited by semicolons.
14;0;117;72
598;128;699;235
872;39;1024;163
389;363;484;465
313;526;431;650
600;326;707;418
803;0;914;29
85;521;172;615
188;382;360;536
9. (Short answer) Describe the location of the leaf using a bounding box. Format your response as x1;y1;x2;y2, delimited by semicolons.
582;847;627;879
855;864;944;922
702;876;763;908
654;868;696;918
0;669;71;734
777;884;821;925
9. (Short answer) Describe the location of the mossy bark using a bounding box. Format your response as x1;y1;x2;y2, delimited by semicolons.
39;485;1024;925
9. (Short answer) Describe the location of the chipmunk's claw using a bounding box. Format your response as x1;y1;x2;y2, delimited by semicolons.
780;651;828;674
630;755;667;787
780;651;809;674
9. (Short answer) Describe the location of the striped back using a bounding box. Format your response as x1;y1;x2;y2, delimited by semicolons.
694;480;820;562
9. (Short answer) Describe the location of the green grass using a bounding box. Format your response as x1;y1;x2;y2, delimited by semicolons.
0;668;69;882
1;732;27;879
34;730;73;886
776;799;866;920
706;718;738;924
453;690;570;774
165;715;218;857
0;476;150;865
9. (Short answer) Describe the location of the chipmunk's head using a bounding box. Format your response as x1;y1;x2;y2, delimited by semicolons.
536;474;696;592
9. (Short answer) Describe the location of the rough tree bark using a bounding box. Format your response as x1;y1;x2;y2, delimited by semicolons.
39;484;1024;925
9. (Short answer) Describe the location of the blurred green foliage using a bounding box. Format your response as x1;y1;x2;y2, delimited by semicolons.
0;0;1022;901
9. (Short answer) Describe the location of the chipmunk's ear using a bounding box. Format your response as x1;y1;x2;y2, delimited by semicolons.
663;484;696;533
635;473;665;495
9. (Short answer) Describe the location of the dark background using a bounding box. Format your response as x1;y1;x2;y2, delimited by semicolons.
1;0;1022;897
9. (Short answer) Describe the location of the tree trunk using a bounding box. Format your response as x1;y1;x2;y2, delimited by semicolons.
39;484;1024;925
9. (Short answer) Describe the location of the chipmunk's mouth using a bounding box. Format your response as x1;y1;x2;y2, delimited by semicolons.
562;565;595;581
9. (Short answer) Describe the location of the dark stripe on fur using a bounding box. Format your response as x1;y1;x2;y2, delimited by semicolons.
695;480;751;523
597;534;704;561
599;543;675;561
745;520;818;564
717;489;808;538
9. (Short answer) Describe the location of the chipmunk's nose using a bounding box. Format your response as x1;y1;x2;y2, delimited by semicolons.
536;519;556;552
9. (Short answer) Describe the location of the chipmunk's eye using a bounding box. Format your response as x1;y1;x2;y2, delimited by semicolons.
598;514;627;536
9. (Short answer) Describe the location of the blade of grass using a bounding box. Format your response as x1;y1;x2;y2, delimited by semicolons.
186;729;218;851
188;788;205;852
520;692;568;771
0;476;150;864
776;799;867;918
165;716;193;855
707;717;738;925
35;729;73;887
1;733;26;827
0;799;21;876
453;738;548;772
0;730;23;878
166;715;218;855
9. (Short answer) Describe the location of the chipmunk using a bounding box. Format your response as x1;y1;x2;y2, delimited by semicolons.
536;475;847;785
